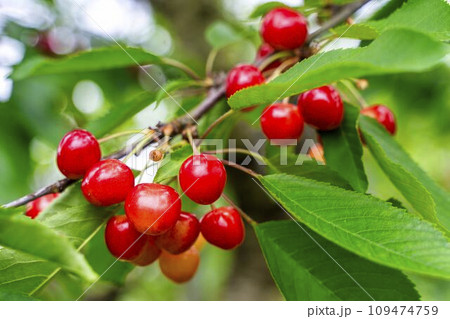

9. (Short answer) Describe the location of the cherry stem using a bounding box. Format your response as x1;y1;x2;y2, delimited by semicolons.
198;109;235;143
161;57;202;81
341;79;368;108
257;51;293;71
185;128;200;156
205;48;218;76
266;57;299;82
122;131;156;163
97;129;149;144
220;159;260;178
221;193;257;226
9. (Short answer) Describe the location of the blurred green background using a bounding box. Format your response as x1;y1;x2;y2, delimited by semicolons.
0;0;448;300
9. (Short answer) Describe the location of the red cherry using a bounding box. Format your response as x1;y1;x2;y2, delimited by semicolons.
105;215;146;261
178;154;227;205
260;103;304;144
25;193;59;219
200;206;245;250
261;8;308;50
125;183;181;235
159;247;200;283
57;129;101;179
131;235;161;266
256;42;282;71
361;105;396;135
81;159;135;206
155;212;200;254
298;85;344;131
225;64;265;98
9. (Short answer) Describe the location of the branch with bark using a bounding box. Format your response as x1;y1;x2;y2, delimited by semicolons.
2;0;370;209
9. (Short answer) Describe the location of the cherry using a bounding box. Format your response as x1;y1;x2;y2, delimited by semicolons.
81;159;135;206
155;212;200;254
261;8;308;50
297;85;344;131
225;64;265;99
256;42;282;71
25;193;59;219
200;206;245;250
360;105;396;135
105;215;146;261
308;143;325;164
260;103;304;144
178;154;226;205
159;246;200;283
125;183;181;235
131;235;161;266
57;129;101;179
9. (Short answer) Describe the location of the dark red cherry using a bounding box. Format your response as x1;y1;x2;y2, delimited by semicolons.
159;246;200;283
131;235;161;266
360;105;396;135
25;193;59;219
179;154;227;205
57;129;101;179
105;215;146;261
297;85;344;131
125;183;181;235
155;212;200;254
256;42;282;71
81;159;135;206
225;64;265;98
200;206;245;250
260;103;304;144
261;8;308;50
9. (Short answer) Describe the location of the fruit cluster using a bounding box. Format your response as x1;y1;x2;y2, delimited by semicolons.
225;7;397;153
26;130;245;283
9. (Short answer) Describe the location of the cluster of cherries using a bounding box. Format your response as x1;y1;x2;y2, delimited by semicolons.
26;129;244;283
225;7;397;153
24;6;398;285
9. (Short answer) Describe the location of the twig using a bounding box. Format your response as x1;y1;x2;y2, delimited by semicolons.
220;159;260;178
221;193;257;226
307;0;372;43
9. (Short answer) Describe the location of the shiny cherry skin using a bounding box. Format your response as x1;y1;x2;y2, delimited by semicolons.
81;159;135;206
360;105;396;135
131;235;161;266
225;64;265;98
125;183;181;235
25;193;59;219
261;7;308;50
57;129;101;179
178;154;226;205
260;103;304;144
159;246;200;283
105;215;146;261
256;42;282;71
297;85;344;131
155;212;200;254
200;206;245;250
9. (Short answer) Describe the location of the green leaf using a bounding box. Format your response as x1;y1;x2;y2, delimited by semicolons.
153;145;192;183
249;2;288;18
11;47;162;81
85;92;157;137
155;79;202;106
0;208;97;282
359;116;450;230
256;221;420;301
321;104;367;193
205;21;244;49
332;0;450;41
267;153;353;190
258;174;450;279
0;289;39;301
228;28;449;110
0;183;116;295
84;225;134;285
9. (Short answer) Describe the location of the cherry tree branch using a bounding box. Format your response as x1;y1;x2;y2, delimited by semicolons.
2;1;368;209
